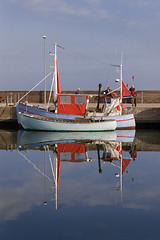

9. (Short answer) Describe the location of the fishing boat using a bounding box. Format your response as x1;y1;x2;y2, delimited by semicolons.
18;112;117;132
16;43;135;130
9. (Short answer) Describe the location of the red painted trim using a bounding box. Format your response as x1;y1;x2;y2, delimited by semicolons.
116;126;136;130
116;117;135;122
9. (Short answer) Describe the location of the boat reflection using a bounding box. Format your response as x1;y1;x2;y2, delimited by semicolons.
17;130;136;150
17;130;136;209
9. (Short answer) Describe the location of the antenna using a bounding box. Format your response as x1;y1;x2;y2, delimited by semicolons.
121;51;123;65
110;51;123;116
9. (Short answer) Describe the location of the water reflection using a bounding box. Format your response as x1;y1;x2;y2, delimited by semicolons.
0;130;137;209
1;129;160;151
16;130;137;209
0;129;160;239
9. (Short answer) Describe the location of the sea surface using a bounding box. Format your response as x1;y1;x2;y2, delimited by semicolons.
0;129;160;240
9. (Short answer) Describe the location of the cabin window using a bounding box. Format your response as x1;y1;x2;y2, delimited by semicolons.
60;96;71;104
75;152;86;161
75;96;86;105
60;152;71;161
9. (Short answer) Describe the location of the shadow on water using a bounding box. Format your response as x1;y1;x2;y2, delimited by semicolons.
136;128;160;145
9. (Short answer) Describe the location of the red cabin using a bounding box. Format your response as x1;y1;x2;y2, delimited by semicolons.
57;94;88;116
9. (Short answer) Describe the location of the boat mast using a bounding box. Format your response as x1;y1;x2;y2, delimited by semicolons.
120;53;123;116
120;64;123;116
54;43;58;113
53;144;58;210
43;35;47;104
120;142;123;201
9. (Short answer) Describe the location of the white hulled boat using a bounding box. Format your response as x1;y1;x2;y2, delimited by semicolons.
19;112;117;132
16;43;135;131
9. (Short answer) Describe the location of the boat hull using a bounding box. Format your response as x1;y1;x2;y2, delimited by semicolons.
19;113;117;132
16;103;135;130
102;114;135;130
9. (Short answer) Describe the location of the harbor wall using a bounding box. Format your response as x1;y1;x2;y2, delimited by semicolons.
0;90;160;104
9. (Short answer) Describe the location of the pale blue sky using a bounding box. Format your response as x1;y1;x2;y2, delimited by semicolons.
1;0;160;91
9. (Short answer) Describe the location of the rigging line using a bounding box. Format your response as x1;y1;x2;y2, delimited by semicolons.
18;71;52;103
110;162;121;169
47;71;55;110
62;48;112;67
57;44;64;49
18;151;54;183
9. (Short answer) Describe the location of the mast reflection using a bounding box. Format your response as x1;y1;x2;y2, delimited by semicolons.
17;130;136;210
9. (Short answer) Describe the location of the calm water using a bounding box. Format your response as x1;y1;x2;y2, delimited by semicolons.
0;129;160;240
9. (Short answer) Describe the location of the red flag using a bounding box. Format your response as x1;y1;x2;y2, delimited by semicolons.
120;102;123;108
116;105;121;111
116;145;123;155
122;159;131;174
56;60;61;94
132;75;135;81
116;145;121;152
116;102;123;112
122;81;131;97
119;149;123;155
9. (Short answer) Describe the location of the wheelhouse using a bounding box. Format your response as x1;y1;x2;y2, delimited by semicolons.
57;94;88;116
